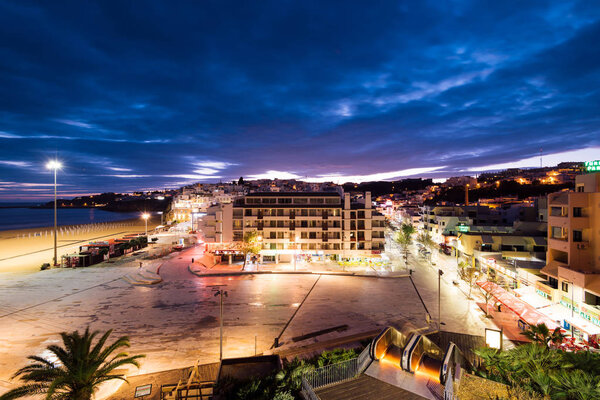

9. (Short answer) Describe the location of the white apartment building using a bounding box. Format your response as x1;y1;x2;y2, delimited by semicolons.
203;191;386;263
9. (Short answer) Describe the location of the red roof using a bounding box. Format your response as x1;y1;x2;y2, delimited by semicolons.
477;281;561;330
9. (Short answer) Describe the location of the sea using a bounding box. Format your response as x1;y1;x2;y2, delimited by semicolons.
0;203;139;231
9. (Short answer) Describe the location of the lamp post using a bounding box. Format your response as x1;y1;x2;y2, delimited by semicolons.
214;288;228;360
46;160;62;266
141;213;150;236
438;269;444;330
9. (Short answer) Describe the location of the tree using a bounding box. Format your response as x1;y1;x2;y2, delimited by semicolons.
240;231;262;271
238;177;244;185
416;232;436;264
521;323;565;349
394;223;415;267
0;328;144;400
462;266;479;299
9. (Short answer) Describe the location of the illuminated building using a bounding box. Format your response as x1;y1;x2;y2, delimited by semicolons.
539;170;600;340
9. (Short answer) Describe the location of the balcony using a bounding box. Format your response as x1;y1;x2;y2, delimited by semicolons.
548;237;568;252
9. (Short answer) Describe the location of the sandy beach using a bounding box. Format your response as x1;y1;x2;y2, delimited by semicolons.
0;217;160;274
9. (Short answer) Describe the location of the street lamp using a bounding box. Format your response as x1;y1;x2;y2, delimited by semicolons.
141;213;150;236
214;288;228;360
46;160;62;266
438;269;444;330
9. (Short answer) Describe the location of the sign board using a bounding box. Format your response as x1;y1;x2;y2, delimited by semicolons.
457;224;469;233
485;328;503;350
134;384;152;398
585;160;600;172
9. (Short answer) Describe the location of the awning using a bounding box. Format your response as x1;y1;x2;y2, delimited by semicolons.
477;281;561;330
539;303;600;336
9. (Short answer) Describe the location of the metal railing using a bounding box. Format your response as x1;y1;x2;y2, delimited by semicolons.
301;377;320;400
303;345;372;391
304;358;358;389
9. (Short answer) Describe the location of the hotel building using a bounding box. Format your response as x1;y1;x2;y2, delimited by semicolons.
202;191;386;263
538;171;600;339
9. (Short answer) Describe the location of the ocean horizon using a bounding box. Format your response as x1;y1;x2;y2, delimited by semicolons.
0;206;139;231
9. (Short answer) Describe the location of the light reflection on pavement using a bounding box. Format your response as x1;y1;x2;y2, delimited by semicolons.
0;244;431;391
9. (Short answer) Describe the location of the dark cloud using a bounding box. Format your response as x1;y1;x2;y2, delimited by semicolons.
1;0;599;199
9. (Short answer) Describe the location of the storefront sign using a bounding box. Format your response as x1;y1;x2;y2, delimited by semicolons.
536;289;551;300
560;296;600;328
585;160;600;172
534;283;553;301
457;224;469;233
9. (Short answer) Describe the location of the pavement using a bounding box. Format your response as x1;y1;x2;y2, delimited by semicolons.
0;230;508;399
0;244;430;399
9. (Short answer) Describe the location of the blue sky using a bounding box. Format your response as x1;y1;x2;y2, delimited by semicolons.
1;1;599;199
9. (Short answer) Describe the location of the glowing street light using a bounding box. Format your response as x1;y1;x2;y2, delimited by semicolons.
46;160;62;266
141;213;150;236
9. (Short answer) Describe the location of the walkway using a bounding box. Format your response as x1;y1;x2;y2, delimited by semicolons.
316;374;428;400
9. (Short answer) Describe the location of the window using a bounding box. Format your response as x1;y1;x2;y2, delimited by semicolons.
309;209;317;216
358;211;365;219
562;282;569;292
309;198;324;204
551;226;566;240
573;207;582;217
278;198;292;204
325;198;340;204
573;230;583;242
262;198;276;204
293;198;308;204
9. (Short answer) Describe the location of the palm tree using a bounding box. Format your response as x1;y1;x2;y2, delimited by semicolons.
0;328;144;400
520;323;565;348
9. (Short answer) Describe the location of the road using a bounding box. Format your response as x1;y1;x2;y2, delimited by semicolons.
385;230;495;335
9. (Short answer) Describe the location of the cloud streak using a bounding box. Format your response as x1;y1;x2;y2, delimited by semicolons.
0;1;599;198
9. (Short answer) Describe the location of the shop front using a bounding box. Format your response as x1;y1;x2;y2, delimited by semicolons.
534;281;556;302
539;299;600;343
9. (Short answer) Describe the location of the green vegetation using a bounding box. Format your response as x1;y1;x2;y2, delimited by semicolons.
394;222;416;267
240;231;262;271
0;328;144;400
214;348;361;399
416;231;436;264
474;324;600;399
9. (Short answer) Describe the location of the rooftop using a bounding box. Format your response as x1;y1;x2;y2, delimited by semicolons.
245;191;341;197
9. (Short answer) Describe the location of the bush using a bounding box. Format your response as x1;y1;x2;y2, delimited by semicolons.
273;390;294;400
475;343;600;399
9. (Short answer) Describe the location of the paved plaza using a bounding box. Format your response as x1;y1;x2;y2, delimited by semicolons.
0;240;495;398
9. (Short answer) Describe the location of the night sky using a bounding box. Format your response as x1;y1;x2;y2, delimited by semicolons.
1;1;599;200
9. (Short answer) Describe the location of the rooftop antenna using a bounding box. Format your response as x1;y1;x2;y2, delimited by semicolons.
540;147;543;168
